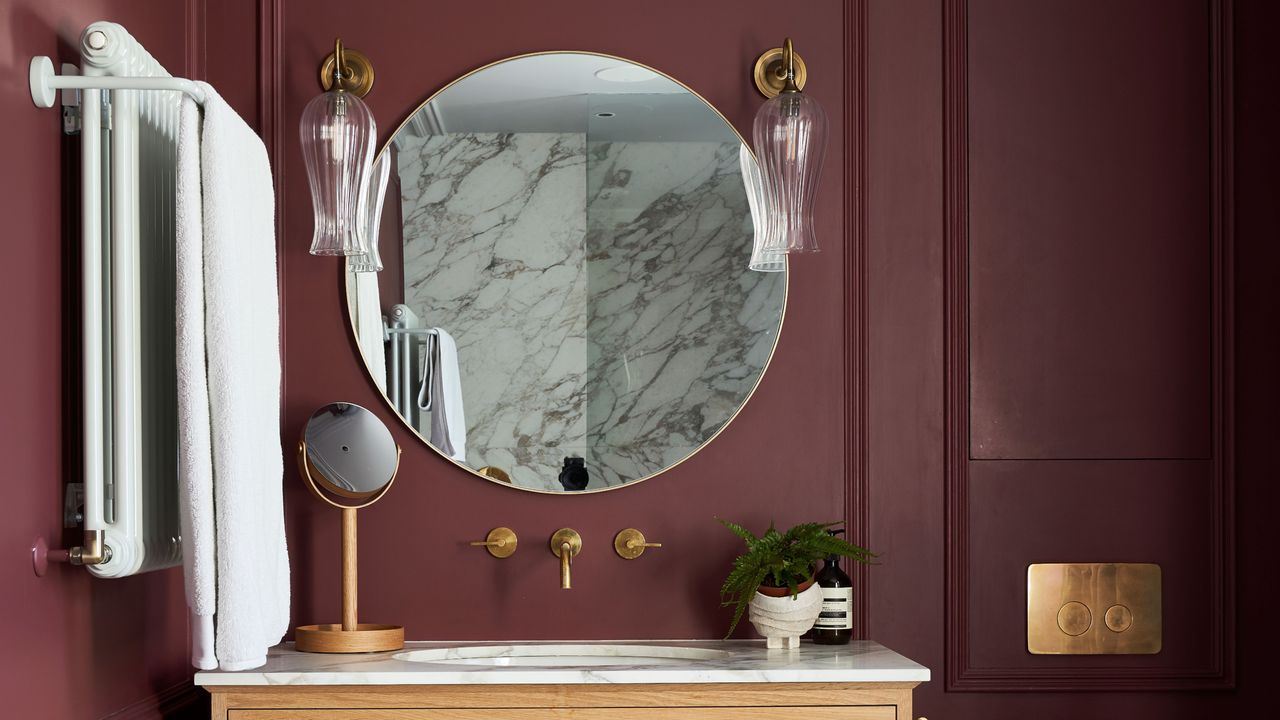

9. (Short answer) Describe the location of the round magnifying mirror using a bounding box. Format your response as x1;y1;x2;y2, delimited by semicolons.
300;402;400;505
295;402;404;653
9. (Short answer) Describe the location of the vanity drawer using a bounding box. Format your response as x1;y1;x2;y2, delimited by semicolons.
229;707;897;720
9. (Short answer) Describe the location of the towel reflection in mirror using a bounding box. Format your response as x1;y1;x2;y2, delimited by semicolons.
347;289;469;463
417;326;467;461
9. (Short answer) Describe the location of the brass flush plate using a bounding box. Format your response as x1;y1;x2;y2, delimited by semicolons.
1027;563;1162;655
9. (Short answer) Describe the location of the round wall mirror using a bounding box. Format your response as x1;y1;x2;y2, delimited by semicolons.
346;52;786;493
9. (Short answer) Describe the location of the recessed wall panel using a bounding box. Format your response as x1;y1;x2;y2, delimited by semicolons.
968;0;1211;460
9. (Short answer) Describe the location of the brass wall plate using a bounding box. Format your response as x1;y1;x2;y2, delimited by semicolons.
752;47;807;99
1027;563;1162;655
320;47;375;97
470;527;518;558
550;528;582;558
613;528;661;560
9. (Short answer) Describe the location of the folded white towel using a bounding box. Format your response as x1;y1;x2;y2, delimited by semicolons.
176;83;290;672
418;328;467;462
175;86;216;672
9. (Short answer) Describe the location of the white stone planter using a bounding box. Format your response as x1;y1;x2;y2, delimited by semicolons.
748;582;824;649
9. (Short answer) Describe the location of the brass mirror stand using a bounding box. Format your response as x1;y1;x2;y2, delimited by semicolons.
294;441;405;653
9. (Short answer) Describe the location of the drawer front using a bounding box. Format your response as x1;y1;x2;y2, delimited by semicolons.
229;706;896;720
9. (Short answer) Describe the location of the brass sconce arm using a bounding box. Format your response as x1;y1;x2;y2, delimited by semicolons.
319;38;375;97
752;38;809;98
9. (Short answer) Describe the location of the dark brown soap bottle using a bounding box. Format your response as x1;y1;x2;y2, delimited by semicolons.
812;529;853;645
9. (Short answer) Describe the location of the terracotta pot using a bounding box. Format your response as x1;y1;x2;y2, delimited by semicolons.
755;576;815;597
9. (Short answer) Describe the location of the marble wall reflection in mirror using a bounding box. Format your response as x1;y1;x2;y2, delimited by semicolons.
346;52;786;493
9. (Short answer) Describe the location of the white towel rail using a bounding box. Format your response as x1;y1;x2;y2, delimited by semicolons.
30;60;207;106
30;22;196;577
386;305;435;428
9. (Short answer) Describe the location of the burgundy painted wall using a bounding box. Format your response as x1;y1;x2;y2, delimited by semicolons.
1229;1;1280;716
866;0;1276;717
967;0;1212;461
272;0;852;643
953;0;1229;690
268;0;1277;717
0;2;198;718
4;0;1276;718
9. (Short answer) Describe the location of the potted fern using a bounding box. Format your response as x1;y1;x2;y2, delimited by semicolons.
718;520;874;647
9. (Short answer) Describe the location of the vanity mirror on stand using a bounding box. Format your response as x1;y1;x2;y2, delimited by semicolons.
295;402;404;653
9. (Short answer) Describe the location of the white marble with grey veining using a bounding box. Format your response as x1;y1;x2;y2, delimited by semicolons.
397;132;590;490
393;132;784;491
583;140;784;487
195;640;929;686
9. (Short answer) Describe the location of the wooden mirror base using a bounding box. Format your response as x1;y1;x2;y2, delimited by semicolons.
295;623;404;653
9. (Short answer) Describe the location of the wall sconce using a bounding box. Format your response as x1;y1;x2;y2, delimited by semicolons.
300;39;378;257
740;145;785;272
347;153;390;273
751;38;828;254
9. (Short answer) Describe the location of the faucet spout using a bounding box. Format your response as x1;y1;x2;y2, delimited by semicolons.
549;528;582;590
560;541;572;589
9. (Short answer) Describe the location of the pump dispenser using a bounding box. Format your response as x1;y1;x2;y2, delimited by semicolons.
812;528;853;644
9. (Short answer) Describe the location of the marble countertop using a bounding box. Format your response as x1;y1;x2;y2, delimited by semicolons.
195;640;929;686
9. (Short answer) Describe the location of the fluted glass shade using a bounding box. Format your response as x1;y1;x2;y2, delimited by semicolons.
753;90;828;253
348;152;391;273
739;144;785;272
301;90;377;256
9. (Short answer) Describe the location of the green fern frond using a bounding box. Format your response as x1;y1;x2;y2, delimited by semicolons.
780;521;836;544
716;518;759;547
717;519;876;638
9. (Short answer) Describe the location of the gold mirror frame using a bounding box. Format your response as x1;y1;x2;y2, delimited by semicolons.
297;440;402;510
343;50;789;495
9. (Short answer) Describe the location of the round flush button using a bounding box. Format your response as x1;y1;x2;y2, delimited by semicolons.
1104;604;1133;632
1056;601;1092;636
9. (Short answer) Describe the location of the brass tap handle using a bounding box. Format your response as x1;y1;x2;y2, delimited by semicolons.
614;528;661;560
549;528;582;589
470;527;518;558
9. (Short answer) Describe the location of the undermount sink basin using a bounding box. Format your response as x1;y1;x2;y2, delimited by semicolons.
393;644;733;667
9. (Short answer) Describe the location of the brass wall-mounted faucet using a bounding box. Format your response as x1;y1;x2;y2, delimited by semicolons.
469;527;662;588
549;528;582;589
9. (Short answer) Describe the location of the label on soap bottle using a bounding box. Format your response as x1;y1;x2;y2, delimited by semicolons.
814;587;854;630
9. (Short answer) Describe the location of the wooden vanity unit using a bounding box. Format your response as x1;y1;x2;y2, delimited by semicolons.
198;641;928;720
208;682;920;719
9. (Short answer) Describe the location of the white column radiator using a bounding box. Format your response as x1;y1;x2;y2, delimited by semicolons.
29;22;206;577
